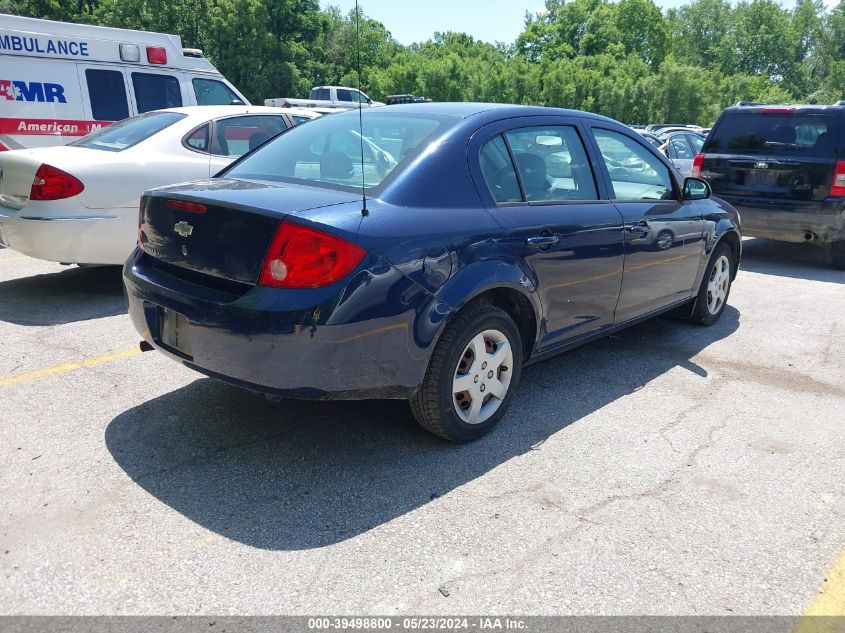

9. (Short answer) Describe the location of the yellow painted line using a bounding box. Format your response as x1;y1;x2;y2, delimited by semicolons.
795;548;845;633
0;348;141;388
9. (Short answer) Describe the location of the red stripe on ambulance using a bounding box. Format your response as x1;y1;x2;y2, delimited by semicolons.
0;118;112;136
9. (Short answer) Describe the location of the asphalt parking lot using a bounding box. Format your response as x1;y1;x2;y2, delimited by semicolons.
0;239;843;616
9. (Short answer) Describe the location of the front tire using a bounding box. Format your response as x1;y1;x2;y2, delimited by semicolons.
410;305;523;442
688;241;735;325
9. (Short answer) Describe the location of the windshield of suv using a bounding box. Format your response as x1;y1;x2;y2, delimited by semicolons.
223;112;453;191
71;112;186;152
704;112;839;157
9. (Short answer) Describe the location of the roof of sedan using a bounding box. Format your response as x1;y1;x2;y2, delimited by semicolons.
157;105;321;119
348;102;619;123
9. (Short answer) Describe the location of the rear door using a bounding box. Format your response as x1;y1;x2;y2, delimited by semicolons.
469;117;625;351
701;109;840;206
0;57;87;149
76;65;130;129
587;126;704;322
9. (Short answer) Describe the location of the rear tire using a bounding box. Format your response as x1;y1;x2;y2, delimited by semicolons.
687;242;735;325
410;305;522;442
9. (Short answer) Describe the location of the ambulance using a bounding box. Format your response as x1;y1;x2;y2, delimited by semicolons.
0;14;249;150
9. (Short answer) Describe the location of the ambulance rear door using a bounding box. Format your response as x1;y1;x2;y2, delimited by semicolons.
75;64;131;133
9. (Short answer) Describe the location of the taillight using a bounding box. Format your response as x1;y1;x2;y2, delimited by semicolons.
259;221;366;289
760;107;794;115
30;164;84;201
691;153;704;178
831;161;845;197
167;199;207;214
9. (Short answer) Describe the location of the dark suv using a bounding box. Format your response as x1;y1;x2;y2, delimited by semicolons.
695;102;845;268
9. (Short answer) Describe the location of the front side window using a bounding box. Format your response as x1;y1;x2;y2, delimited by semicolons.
71;111;186;152
504;126;598;202
132;73;183;113
213;115;287;157
193;78;240;105
85;69;129;122
592;128;674;200
223;112;451;192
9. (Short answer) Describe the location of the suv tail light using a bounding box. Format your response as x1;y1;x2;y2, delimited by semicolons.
831;161;845;197
258;221;366;289
30;164;84;201
691;154;704;178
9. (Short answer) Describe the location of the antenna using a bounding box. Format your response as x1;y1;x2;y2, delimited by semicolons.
355;0;368;217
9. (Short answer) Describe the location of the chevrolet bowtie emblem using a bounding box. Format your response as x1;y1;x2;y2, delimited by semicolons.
174;221;193;237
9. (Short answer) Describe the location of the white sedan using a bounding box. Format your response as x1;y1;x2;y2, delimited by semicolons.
0;106;320;265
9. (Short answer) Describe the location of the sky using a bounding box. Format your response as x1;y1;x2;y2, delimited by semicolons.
322;0;841;45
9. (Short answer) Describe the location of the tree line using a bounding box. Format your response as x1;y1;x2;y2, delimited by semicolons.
4;0;844;125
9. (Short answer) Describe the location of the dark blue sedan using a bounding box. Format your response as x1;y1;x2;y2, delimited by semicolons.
125;103;741;442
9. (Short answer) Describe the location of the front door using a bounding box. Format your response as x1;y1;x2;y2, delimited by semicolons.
588;127;704;323
471;119;625;352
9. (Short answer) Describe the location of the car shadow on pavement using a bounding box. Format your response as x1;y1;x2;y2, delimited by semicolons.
740;238;844;283
0;265;126;326
106;306;739;551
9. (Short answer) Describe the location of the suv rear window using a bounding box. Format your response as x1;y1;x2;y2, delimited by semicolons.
704;112;839;158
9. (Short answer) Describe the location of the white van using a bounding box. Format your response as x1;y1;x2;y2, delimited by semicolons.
0;14;249;150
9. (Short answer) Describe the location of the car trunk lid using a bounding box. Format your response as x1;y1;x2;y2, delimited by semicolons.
0;149;44;210
140;179;359;285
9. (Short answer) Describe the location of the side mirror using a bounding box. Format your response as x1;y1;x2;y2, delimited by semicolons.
230;99;245;106
683;177;710;200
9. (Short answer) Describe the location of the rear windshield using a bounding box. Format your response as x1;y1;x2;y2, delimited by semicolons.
71;111;186;152
704;112;839;157
223;112;453;192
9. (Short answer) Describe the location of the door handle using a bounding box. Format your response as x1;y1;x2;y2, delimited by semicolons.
526;235;560;248
626;221;651;236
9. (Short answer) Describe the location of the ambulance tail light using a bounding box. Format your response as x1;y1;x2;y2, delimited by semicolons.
147;46;167;65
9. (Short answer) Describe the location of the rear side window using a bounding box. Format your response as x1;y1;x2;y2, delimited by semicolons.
71;111;186;152
704;112;840;157
185;124;210;152
213;115;287;157
504;126;598;202
668;135;694;159
132;73;183;113
480;136;521;204
85;69;129;122
687;134;704;154
311;88;330;100
193;78;241;105
336;89;354;102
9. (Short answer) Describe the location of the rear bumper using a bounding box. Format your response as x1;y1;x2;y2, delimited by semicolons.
0;204;136;264
124;250;443;400
719;196;845;244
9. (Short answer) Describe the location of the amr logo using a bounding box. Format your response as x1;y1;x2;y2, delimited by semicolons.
0;80;67;103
